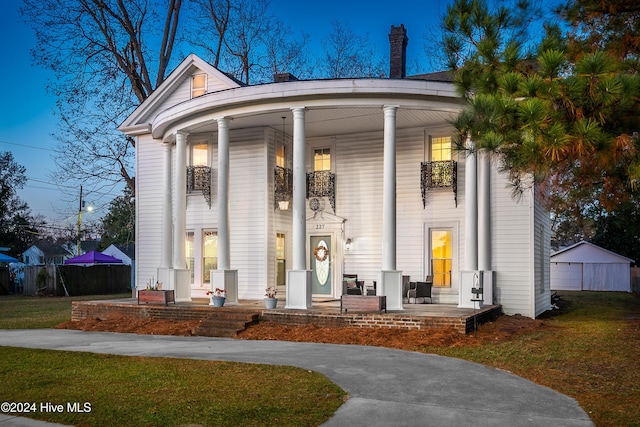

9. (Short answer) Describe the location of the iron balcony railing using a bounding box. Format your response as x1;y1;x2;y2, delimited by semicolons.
186;166;212;207
306;170;336;212
421;160;457;207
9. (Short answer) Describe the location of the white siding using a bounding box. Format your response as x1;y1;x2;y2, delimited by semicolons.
135;134;165;289
228;129;270;298
183;128;270;298
332;130;384;285
136;121;548;317
533;195;552;316
491;170;536;317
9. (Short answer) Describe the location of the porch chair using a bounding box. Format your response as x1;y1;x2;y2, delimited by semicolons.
407;275;433;303
342;274;364;295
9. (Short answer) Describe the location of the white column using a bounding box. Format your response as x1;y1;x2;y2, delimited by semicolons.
379;105;402;310
286;107;312;309
169;131;191;302
160;143;172;269
382;105;398;271
291;107;307;272
478;149;491;271
459;137;479;308
217;117;230;271
478;149;493;306
210;117;238;304
464;138;478;271
173;131;188;270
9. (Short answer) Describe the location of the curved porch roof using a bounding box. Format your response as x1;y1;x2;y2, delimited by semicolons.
150;78;464;141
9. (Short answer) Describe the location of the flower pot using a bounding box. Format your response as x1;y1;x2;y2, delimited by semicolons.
264;297;278;309
210;296;226;307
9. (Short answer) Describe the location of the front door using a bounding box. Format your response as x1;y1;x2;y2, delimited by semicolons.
310;235;331;295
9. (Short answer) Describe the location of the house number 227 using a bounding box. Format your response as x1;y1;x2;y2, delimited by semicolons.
315;224;325;229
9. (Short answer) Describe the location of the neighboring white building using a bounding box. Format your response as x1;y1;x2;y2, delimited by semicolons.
551;241;633;292
119;26;551;318
102;244;136;289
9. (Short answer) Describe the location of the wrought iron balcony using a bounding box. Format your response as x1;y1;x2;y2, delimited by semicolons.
421;160;457;207
306;170;336;212
274;166;293;210
187;166;212;207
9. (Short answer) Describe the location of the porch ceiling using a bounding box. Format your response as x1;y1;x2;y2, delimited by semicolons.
187;106;459;138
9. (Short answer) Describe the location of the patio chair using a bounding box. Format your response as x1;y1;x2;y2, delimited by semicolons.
407;277;433;303
343;274;364;295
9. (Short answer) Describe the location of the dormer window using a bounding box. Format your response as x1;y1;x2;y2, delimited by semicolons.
191;74;207;98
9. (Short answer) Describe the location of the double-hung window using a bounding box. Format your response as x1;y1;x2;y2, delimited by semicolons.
430;229;452;287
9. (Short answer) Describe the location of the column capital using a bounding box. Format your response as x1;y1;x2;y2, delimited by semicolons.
175;130;189;138
382;104;400;113
215;116;232;126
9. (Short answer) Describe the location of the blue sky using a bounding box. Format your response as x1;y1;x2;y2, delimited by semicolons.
0;0;558;229
0;0;450;229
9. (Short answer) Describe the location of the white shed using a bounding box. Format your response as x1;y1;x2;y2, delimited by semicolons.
550;241;634;292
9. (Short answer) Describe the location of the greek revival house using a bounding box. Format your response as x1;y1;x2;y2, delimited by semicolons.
119;26;551;318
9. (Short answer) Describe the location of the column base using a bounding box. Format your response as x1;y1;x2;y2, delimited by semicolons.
378;270;403;310
286;270;312;309
211;270;238;305
157;268;191;302
458;270;493;308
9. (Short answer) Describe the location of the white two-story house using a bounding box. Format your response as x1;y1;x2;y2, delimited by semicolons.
119;26;551;318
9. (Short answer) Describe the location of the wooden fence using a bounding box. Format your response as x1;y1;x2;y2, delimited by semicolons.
23;264;131;296
632;267;640;294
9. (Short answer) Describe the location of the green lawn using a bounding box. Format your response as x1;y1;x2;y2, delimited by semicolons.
421;292;640;427
2;292;639;427
0;347;345;426
0;294;131;329
0;294;345;426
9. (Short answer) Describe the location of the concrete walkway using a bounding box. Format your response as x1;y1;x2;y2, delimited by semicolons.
0;329;593;427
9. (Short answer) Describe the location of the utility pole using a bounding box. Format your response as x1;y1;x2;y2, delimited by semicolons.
77;186;83;256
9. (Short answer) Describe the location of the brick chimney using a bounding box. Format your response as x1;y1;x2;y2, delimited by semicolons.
274;72;298;83
389;25;408;79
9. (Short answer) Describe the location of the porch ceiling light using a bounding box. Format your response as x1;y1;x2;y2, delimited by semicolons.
345;238;352;251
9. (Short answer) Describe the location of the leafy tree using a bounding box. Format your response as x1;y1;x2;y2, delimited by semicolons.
557;0;640;64
590;198;640;262
0;152;41;254
99;188;135;249
441;0;640;212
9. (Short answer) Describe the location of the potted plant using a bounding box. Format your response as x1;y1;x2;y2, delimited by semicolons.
264;287;278;309
207;288;226;307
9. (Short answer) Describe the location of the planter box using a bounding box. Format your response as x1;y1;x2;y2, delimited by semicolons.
340;295;386;314
138;290;175;306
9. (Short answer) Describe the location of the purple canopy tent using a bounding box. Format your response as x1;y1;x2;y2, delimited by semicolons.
64;251;123;265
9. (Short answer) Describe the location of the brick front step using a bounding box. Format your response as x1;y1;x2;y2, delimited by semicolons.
193;311;260;337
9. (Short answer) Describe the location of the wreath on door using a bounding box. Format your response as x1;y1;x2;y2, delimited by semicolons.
313;244;329;262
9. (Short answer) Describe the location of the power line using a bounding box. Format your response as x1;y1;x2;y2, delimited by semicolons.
0;139;60;153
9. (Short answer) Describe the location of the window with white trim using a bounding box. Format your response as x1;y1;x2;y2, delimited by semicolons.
202;230;218;284
186;231;195;284
430;228;452;287
191;74;206;98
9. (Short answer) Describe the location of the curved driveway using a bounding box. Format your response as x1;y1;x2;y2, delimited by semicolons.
0;329;592;426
